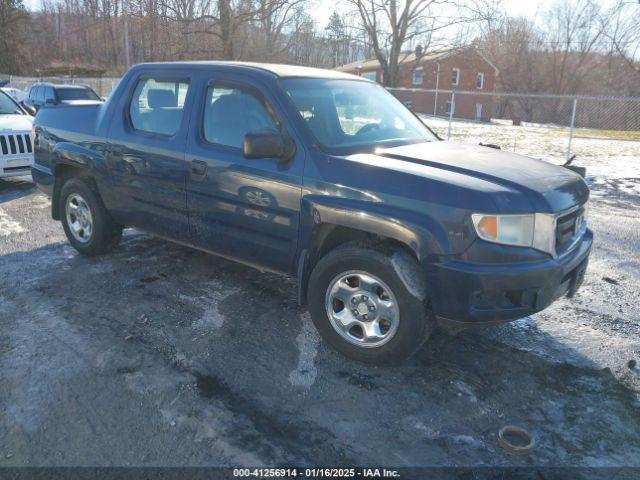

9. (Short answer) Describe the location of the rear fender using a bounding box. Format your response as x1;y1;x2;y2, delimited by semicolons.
50;142;107;220
52;142;105;171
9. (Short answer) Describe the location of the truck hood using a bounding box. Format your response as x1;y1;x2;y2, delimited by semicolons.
0;114;32;133
349;141;589;213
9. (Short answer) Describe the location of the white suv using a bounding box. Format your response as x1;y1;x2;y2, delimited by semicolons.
0;90;33;178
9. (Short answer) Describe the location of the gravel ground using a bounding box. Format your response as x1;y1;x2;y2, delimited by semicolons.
0;143;639;470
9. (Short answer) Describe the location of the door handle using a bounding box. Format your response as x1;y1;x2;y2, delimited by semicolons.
191;160;208;180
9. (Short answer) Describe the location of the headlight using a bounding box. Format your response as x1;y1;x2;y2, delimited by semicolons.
472;212;558;255
472;204;587;256
471;214;535;247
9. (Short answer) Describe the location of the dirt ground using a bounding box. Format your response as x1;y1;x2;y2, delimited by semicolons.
1;138;639;471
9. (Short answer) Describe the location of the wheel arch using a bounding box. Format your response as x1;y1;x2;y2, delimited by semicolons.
50;142;106;220
296;196;448;306
51;163;94;220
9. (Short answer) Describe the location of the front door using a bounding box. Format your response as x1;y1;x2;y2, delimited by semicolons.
185;74;303;273
475;103;483;121
106;73;193;240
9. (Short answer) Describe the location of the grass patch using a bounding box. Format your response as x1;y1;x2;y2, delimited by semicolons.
572;128;640;141
541;127;640;142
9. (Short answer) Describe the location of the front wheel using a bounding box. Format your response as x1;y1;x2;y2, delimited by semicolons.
59;177;122;256
307;243;433;365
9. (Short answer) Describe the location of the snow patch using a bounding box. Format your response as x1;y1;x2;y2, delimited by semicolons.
180;281;238;330
31;194;51;210
289;312;320;389
0;208;25;235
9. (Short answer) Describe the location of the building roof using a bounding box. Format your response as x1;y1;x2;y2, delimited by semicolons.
137;61;364;80
335;47;500;74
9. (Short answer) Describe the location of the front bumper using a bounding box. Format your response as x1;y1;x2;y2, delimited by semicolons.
0;156;33;178
426;228;593;324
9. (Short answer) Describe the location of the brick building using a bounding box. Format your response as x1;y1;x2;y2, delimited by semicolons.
336;46;499;121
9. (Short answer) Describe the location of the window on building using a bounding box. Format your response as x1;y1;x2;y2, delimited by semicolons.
445;100;455;115
129;77;190;136
451;68;460;86
361;71;377;82
412;68;423;85
476;72;484;89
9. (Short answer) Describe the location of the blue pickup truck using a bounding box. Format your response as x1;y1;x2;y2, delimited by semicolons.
31;62;592;364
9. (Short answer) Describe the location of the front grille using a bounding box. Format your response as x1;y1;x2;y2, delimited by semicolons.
0;133;33;155
556;205;586;252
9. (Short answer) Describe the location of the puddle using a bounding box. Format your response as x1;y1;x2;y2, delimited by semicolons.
194;372;230;399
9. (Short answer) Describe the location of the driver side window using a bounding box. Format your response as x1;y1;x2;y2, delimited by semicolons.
203;86;277;149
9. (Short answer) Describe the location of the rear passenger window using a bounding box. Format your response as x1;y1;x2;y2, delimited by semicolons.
203;86;277;148
129;78;189;136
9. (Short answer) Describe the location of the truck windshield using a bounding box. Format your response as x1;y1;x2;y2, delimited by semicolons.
0;91;23;115
280;78;436;154
56;87;101;101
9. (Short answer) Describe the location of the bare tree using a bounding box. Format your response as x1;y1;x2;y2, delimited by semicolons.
604;0;640;78
345;0;497;86
0;0;30;74
542;0;610;95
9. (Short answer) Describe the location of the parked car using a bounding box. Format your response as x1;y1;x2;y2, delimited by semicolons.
25;83;101;111
31;62;592;364
1;87;27;104
0;89;33;178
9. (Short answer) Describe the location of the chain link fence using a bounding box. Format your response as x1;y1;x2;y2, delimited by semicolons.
389;88;640;164
1;75;121;99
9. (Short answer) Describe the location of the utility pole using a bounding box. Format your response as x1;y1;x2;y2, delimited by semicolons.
433;62;440;117
123;0;131;70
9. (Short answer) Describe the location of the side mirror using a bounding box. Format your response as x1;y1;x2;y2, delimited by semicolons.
45;98;56;105
243;130;285;159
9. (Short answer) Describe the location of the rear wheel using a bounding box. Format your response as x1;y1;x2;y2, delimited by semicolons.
59;177;122;256
308;243;432;365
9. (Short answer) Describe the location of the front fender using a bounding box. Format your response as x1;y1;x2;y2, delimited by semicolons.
300;194;450;262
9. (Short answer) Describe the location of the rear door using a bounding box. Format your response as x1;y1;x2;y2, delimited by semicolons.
184;72;304;273
106;70;194;240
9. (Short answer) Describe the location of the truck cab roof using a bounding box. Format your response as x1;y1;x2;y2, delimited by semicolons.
131;61;367;81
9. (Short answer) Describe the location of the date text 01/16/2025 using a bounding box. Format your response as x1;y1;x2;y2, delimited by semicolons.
232;468;401;478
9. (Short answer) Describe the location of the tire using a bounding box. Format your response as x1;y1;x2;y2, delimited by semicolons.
59;176;122;256
308;242;433;365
